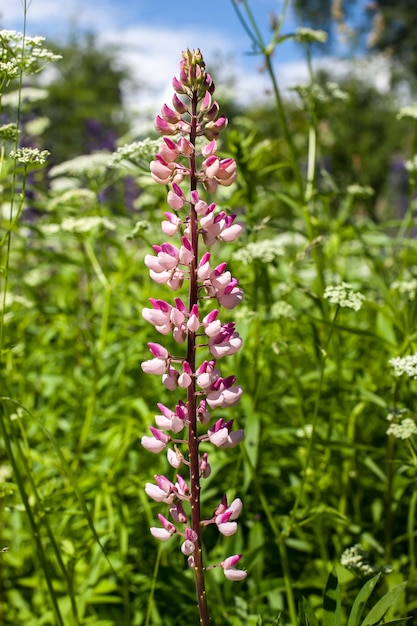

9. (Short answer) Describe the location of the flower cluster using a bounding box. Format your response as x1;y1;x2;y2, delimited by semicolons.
389;353;417;379
10;147;50;165
323;282;365;311
386;418;417;440
340;544;393;577
0;30;62;81
140;49;246;601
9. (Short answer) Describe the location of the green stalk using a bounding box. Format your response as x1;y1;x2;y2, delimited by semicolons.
242;445;298;626
0;405;65;626
407;487;417;575
288;307;340;532
231;0;304;200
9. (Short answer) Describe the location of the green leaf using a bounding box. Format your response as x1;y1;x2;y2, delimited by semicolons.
347;573;382;626
299;596;320;626
380;615;413;626
323;569;341;626
360;582;407;626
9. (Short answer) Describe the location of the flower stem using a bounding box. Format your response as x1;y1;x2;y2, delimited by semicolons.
187;90;210;625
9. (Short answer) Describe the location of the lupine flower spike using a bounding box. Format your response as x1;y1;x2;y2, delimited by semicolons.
141;49;246;624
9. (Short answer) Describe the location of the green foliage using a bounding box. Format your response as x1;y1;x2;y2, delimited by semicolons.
34;33;131;162
301;570;410;626
1;7;417;626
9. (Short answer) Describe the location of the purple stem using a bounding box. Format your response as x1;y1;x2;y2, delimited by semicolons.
187;91;210;625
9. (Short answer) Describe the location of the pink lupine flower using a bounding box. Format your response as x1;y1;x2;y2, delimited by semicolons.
145;474;176;503
196;360;217;389
170;501;187;523
204;115;228;139
167;446;184;468
206;375;243;407
142;51;246;619
203;310;221;337
178;361;193;388
206;383;243;409
206;419;244;448
141;342;169;375
216;279;244;309
150;514;177;541
179;236;194;266
187;304;200;332
168;182;186;210
154;115;177;135
221;555;247;581
141;426;170;453
197;252;212;280
207;418;231;447
175;474;190;500
200;452;211;478
202;139;217;157
181;527;198;555
155;402;185;433
150;154;176;184
159;137;180;162
208;323;242;358
216;515;238;536
142;299;172;334
217;497;242;523
145;482;171;502
216;158;237;185
197;398;211;425
202;155;220;179
178;137;194;157
172;92;188;114
162;365;179;390
162;211;182;236
161;104;181;124
167;269;185;291
218;216;243;243
204;101;220;122
200;91;212;113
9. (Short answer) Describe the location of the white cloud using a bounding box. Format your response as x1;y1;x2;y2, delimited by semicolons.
2;0;121;34
99;25;255;131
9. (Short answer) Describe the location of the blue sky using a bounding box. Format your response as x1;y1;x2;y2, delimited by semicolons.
3;0;375;128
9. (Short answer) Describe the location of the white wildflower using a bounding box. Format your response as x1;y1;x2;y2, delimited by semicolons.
405;155;417;175
232;239;284;265
0;292;32;310
295;27;328;44
10;147;50;165
2;87;49;107
341;544;392;576
234;307;258;322
291;82;348;106
386;418;417;440
273;232;308;248
0;123;19;141
392;278;417;297
49;153;111;179
389;353;417;379
0;30;61;77
270;301;295;319
25;117;50;137
40;224;61;235
60;216;116;234
110;139;161;169
296;424;313;438
323;282;365;311
397;104;417;121
346;184;375;198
